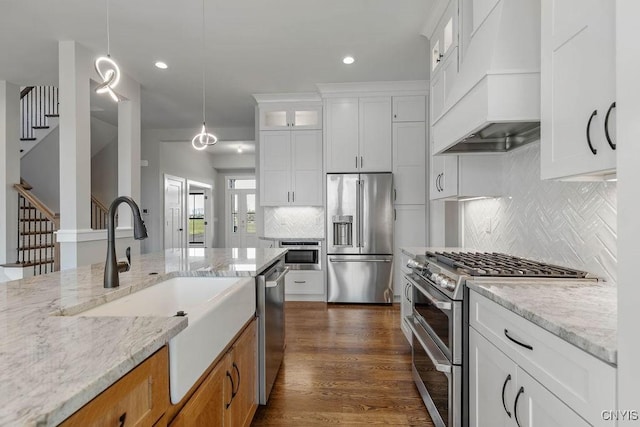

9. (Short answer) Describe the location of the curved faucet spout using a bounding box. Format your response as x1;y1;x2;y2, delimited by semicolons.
104;196;148;288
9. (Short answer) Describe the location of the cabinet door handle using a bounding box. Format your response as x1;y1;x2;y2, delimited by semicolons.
294;280;306;284
292;192;295;203
225;371;235;408
287;192;290;203
586;109;598;155
355;156;358;169
394;189;397;201
118;413;127;427
394;208;396;221
360;156;363;169
605;101;616;150
514;386;525;427
436;173;442;192
504;329;533;350
501;374;512;418
394;114;397;119
232;362;241;397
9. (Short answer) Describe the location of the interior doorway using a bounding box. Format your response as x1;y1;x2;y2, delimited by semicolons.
225;177;258;248
164;174;185;250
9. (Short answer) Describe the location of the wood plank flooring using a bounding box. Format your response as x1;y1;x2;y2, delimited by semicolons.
251;302;433;426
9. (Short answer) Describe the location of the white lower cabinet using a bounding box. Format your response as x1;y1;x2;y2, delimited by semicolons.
284;270;324;301
469;290;616;427
469;327;589;427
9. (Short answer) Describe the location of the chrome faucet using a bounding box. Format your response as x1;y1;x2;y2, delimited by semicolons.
104;196;148;288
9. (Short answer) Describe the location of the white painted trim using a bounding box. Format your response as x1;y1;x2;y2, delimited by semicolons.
316;80;429;98
186;179;212;190
252;92;321;104
55;228;134;242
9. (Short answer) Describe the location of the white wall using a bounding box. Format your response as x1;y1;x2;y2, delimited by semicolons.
21;127;60;212
91;139;118;206
462;142;617;283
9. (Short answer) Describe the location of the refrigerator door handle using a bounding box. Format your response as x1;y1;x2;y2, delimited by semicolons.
360;180;365;248
355;180;361;247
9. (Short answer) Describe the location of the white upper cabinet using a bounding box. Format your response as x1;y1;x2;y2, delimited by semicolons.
325;98;360;173
259;105;322;131
430;47;458;123
260;130;322;206
540;0;616;180
393;121;426;205
325;96;392;173
430;1;458;73
359;97;392;172
392;95;426;122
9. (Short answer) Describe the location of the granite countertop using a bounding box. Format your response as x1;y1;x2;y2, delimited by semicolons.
467;280;617;365
259;236;325;242
0;247;286;427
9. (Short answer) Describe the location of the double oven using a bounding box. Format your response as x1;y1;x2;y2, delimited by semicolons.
406;266;465;427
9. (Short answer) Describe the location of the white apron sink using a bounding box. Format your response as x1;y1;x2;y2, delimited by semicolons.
77;276;256;404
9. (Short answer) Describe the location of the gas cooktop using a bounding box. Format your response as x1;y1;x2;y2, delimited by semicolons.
426;251;594;279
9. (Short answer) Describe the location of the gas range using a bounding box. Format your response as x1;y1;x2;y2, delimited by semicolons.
408;250;598;300
406;250;598;427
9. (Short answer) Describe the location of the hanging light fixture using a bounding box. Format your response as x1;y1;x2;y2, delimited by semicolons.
192;0;218;150
95;0;120;102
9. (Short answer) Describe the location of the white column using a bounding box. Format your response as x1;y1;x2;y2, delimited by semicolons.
0;81;20;265
616;0;640;418
57;40;92;268
117;92;141;229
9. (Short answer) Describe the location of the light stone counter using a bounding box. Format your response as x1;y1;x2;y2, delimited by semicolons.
467;280;617;365
0;247;286;427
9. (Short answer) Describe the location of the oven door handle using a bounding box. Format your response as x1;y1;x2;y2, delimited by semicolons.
409;277;452;311
408;317;452;374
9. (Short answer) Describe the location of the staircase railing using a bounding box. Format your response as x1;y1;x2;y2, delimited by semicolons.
91;196;109;230
13;182;60;275
20;86;59;141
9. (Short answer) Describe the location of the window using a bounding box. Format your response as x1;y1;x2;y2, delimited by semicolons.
188;193;205;244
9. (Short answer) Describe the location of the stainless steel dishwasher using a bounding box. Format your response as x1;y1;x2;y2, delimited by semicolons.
256;258;288;404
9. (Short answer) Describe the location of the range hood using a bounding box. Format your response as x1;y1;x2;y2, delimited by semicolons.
432;0;541;155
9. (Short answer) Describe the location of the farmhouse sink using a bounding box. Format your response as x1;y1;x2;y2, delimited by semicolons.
77;276;256;404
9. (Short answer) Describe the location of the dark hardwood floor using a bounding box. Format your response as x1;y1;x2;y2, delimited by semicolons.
251;302;433;426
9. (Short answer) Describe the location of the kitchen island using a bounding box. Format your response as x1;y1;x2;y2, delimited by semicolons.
0;248;286;427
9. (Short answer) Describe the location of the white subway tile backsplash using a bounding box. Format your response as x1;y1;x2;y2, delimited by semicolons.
463;143;617;283
263;207;325;238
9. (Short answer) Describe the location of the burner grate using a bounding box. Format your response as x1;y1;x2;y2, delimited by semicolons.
426;251;592;278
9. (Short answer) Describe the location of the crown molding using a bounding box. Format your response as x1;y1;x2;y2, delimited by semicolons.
252;92;321;104
316;80;429;98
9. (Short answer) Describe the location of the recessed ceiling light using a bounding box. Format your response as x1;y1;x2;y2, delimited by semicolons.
155;61;168;69
237;147;243;153
343;56;355;65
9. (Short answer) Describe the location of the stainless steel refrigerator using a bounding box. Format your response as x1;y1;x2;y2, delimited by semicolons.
326;173;394;303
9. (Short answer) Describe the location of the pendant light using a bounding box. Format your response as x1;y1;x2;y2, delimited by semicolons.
191;0;218;150
95;0;120;102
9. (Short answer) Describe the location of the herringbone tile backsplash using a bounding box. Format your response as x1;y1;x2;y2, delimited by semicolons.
463;143;617;283
264;207;325;238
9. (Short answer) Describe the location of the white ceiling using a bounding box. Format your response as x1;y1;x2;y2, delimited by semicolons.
1;0;432;130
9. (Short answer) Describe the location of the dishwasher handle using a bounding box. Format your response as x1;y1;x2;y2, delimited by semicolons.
266;267;289;288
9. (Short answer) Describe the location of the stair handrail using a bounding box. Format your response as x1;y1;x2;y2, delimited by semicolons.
91;195;110;229
13;183;59;227
20;86;34;99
